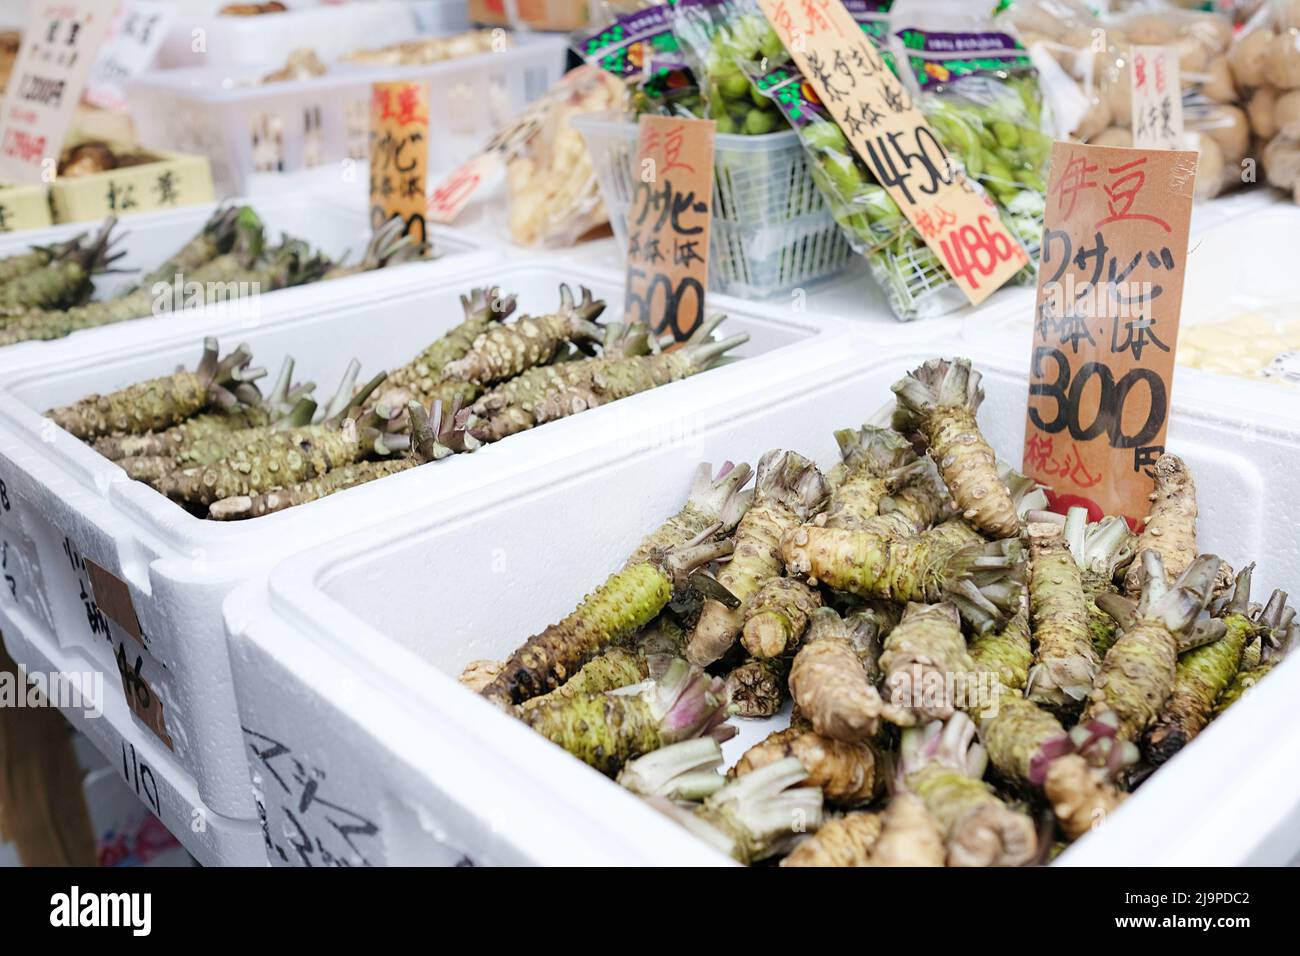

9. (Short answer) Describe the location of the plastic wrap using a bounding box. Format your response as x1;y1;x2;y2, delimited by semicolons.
1230;0;1300;202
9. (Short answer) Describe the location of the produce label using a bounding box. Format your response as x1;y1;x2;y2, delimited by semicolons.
756;0;1028;305
83;0;176;113
114;637;173;752
624;114;715;341
1023;141;1197;524
84;559;144;646
1130;46;1184;151
577;4;690;77
427;152;501;225
0;1;115;184
369;81;429;244
897;29;1033;87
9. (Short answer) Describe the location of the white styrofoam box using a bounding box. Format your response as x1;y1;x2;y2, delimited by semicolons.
155;1;413;70
0;606;266;866
129;34;567;197
0;258;858;846
223;338;1300;866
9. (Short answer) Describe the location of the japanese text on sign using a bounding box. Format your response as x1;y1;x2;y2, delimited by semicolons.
1023;142;1197;522
369;82;429;243
0;1;114;183
84;1;176;113
624;115;714;341
1131;46;1184;151
756;0;1028;304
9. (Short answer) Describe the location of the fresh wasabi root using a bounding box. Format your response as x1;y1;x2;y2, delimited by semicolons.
440;284;606;386
654;756;825;864
780;521;1025;634
867;793;948;866
879;456;953;531
1123;454;1198;596
968;607;1033;693
733;720;883;807
879;603;981;726
891;358;1021;539
1212;591;1296;718
320;216;428;280
817;426;918;531
482;534;735;708
0;235;85;286
128;206;241;294
624;461;753;568
1025;521;1099;715
900;714;1037;867
1084;552;1222;754
0;216;120;313
724;656;789;718
780;812;883;867
788;608;883;742
47;339;265;441
686;450;829;666
1143;565;1258;765
371;286;515;411
459;659;505;693
618;738;726;801
521;659;732;777
1056;507;1137;656
519;646;652;713
740;577;822;659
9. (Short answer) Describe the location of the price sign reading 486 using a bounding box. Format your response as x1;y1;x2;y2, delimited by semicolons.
1023;142;1197;522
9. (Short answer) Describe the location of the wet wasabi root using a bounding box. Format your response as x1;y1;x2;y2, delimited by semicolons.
1212;591;1296;718
788;608;883;742
618;738;726;801
968;608;1033;693
441;284;606;386
521;658;732;777
1083;552;1222;755
780;812;883;867
817;426;918;531
687;450;829;666
1025;521;1099;715
733;720;883;807
483;534;735;708
1124;454;1198;595
891;358;1021;539
900;714;1037;867
624;460;754;568
740;577;821;658
879;603;982;726
46;338;264;440
724;656;789;718
654;756;824;864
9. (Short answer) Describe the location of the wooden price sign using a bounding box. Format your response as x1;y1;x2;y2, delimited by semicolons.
1023;142;1197;523
0;1;114;184
369;81;429;243
756;0;1027;305
1131;46;1184;150
624;114;715;341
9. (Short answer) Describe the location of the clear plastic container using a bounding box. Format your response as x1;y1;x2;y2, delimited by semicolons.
571;114;854;298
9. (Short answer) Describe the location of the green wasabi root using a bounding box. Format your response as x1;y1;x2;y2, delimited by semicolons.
0;216;120;313
0;235;85;286
521;658;732;777
520;646;652;713
687;449;829;666
624;460;753;568
483;534;734;708
724;656;789;718
126;205;241;295
1025;521;1098;715
891;358;1021;539
968;607;1033;693
46;338;264;440
321;216;429;280
817;425;918;531
788;608;883;741
1212;590;1296;718
618;738;726;801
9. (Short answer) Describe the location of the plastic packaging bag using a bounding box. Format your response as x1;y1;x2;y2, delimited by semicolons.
573;1;704;117
1229;0;1300;202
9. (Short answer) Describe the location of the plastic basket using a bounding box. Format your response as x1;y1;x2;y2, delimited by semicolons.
128;34;567;197
572;114;853;298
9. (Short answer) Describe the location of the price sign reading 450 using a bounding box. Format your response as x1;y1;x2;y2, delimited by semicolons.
1023;142;1197;522
623;115;715;342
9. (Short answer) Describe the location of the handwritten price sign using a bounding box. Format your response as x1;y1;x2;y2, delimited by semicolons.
1023;142;1197;523
624;115;715;341
756;0;1027;304
1131;46;1184;151
369;81;429;243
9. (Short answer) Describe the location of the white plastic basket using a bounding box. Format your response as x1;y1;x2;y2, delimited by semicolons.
128;34;567;197
220;335;1300;866
0;259;855;862
572;115;854;299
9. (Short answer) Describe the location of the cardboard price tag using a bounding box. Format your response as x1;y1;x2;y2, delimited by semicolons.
369;81;429;243
0;1;114;184
1131;46;1184;150
427;152;501;224
756;0;1027;305
84;558;144;646
624;115;715;341
1023;142;1197;523
84;1;177;113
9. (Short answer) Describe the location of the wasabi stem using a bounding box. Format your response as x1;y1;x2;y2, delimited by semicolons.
123;206;241;295
733;718;883;807
1061;507;1137;656
623;460;754;568
817;425;919;531
321;216;429;280
878;455;953;531
1123;454;1198;595
618;738;726;801
46;338;264;440
686;450;829;666
788;608;883;741
1025;521;1099;715
891;358;1021;539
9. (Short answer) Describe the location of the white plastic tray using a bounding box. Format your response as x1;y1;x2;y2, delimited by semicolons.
222;338;1300;865
0;259;857;853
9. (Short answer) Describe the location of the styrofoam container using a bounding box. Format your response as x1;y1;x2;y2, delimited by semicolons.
155;1;416;70
129;34;567;197
222;338;1300;865
572;115;854;299
0;259;857;856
